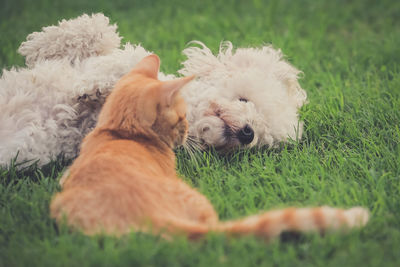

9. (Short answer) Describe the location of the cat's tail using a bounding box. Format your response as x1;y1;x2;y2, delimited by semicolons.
166;206;369;240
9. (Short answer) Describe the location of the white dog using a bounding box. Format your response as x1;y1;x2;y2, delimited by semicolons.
0;13;306;167
180;42;307;151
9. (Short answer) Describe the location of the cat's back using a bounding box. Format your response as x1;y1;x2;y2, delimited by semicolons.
63;134;175;189
51;135;187;235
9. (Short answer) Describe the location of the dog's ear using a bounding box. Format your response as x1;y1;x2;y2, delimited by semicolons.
161;75;195;106
132;54;160;79
179;41;224;77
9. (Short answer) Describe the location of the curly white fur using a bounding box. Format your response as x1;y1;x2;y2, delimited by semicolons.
18;13;122;67
0;14;159;166
0;44;155;166
0;13;306;167
180;41;307;150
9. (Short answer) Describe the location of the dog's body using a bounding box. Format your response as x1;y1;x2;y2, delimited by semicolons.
0;13;306;166
0;43;155;166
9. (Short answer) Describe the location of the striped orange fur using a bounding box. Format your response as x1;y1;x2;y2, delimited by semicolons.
50;55;369;239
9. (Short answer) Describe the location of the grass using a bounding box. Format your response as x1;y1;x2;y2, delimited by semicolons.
1;0;399;266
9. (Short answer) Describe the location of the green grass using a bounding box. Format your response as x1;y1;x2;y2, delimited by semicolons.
1;0;399;266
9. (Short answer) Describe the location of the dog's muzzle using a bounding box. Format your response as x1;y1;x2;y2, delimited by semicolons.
237;124;254;145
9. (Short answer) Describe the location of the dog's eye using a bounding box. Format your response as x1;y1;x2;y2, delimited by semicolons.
239;98;248;103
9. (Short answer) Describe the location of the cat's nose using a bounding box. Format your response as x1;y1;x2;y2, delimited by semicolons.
237;124;254;145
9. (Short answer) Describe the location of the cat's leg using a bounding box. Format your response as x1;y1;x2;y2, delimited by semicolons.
51;177;218;236
50;185;145;235
182;190;219;225
161;180;219;225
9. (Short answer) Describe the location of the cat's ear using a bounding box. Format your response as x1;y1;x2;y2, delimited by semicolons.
133;54;160;79
161;75;195;106
137;87;159;128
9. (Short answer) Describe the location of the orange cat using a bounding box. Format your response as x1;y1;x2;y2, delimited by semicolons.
50;55;369;239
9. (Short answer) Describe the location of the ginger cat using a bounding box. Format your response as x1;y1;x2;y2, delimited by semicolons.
50;55;369;239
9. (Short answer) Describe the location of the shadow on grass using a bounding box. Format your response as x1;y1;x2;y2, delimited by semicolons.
0;152;72;185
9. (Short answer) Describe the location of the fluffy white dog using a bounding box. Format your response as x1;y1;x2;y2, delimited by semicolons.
0;13;306;167
180;42;307;151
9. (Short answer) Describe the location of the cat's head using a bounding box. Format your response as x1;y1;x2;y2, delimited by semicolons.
97;54;194;148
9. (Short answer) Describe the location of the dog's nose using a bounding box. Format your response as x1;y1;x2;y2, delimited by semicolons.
237;125;254;145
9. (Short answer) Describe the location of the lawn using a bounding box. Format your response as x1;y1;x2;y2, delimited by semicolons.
1;0;399;266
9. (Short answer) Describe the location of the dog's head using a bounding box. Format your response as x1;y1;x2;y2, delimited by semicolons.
180;41;307;151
